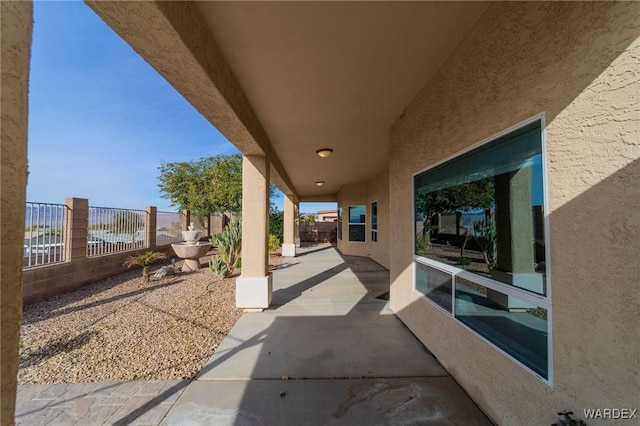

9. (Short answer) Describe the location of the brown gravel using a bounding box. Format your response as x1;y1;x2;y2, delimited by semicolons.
18;255;283;384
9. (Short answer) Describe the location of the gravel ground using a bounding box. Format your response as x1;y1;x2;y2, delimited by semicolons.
18;255;282;385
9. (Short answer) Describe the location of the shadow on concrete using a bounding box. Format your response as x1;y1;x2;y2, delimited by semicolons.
269;262;349;308
158;247;491;424
269;261;298;271
109;380;190;425
294;244;336;257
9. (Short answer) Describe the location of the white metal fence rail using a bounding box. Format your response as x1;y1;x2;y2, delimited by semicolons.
24;202;68;268
156;211;183;245
87;206;146;257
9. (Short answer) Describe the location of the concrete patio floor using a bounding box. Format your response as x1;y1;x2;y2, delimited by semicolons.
16;244;492;425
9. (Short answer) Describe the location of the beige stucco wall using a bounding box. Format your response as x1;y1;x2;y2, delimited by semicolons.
389;2;640;425
1;2;32;423
337;169;389;269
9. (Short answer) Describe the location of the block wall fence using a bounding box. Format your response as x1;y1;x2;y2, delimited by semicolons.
22;197;228;305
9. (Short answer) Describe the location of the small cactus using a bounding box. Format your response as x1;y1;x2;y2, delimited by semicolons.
208;255;229;279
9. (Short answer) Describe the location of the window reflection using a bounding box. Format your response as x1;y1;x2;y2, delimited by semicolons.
414;122;546;296
348;205;366;242
416;262;452;312
455;277;548;379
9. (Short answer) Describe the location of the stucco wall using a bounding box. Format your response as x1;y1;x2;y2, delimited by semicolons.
389;2;640;425
1;1;32;423
337;169;389;269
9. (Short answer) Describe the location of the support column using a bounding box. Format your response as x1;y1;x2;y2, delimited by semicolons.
489;167;542;309
282;194;296;257
1;2;32;422
64;197;89;261
145;206;157;249
236;155;272;309
294;200;301;247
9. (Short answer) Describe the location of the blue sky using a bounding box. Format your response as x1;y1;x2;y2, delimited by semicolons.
27;1;334;214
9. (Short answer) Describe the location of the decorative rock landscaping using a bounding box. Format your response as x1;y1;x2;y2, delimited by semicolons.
18;260;248;384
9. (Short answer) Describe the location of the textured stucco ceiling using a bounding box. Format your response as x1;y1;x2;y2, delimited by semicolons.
194;2;487;199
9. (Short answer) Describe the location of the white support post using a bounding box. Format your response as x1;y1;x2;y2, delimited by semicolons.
282;194;296;257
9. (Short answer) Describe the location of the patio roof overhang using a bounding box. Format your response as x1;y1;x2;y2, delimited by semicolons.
86;1;488;201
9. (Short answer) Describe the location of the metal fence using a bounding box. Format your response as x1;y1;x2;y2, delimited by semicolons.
87;206;146;257
156;211;183;245
24;202;68;268
23;199;223;271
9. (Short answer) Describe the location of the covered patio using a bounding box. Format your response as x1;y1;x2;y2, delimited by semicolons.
16;245;491;425
3;2;638;424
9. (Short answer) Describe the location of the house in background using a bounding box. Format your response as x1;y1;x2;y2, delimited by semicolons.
316;209;338;222
23;231;64;259
2;2;638;425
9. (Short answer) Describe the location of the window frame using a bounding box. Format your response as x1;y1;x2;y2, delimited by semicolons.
347;205;366;243
411;113;553;386
371;201;378;243
337;207;342;240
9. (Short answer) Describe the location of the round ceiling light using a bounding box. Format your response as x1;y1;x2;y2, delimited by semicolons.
315;181;325;186
316;148;333;158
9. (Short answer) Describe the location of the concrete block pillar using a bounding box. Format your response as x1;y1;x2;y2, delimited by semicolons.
494;167;535;274
282;194;296;257
64;197;89;261
1;2;32;421
236;155;272;309
146;206;157;249
294;200;301;247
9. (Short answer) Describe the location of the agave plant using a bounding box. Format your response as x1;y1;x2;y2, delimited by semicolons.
123;250;166;282
209;219;241;278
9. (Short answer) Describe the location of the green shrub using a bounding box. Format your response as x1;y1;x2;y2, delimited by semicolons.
415;235;430;253
268;234;280;254
209;219;241;277
457;256;472;266
269;208;284;243
123;250;166;282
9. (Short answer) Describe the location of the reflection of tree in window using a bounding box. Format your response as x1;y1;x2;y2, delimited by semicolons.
416;178;494;266
412;120;550;380
414;122;546;296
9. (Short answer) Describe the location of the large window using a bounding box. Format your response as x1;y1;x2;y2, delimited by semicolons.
371;202;378;242
348;205;366;242
413;118;550;382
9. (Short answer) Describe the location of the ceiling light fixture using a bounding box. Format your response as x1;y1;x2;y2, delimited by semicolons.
316;148;333;158
315;181;325;186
